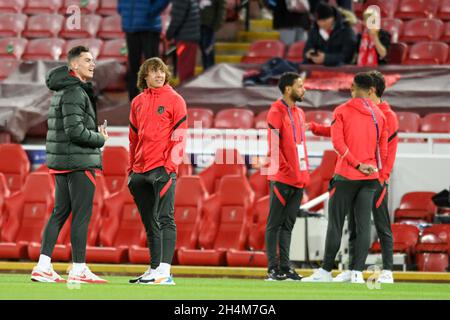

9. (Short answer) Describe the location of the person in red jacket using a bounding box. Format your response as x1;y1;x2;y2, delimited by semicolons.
302;72;388;283
264;72;310;281
127;57;187;285
307;71;398;284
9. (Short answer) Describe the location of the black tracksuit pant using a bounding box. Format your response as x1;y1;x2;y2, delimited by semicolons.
349;183;394;270
40;170;96;263
128;166;177;269
265;181;303;272
322;176;378;272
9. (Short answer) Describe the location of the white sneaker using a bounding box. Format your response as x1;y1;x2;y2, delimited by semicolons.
129;267;154;284
139;270;175;285
351;270;365;284
67;266;108;284
31;265;66;283
333;270;352;282
377;270;394;284
301;268;332;282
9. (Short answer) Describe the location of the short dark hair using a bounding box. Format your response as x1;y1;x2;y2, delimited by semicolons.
367;70;386;97
278;72;301;94
67;45;90;63
353;72;374;91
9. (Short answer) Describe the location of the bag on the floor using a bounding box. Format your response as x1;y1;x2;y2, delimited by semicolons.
243;57;300;86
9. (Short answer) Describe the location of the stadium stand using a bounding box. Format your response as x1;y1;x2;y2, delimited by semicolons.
286;41;305;63
0;37;27;59
395;192;437;222
0;144;30;193
60;38;103;60
0;13;27;37
97;38;127;63
97;14;124;39
420;113;450;133
404;41;448;65
22;37;65;60
442;21;450;42
59;14;102;39
214;108;255;129
0;0;25;13
0;173;11;232
22;13;64;38
241;40;286;64
97;0;118;16
254;109;269;129
439;0;450;20
400;18;444;43
0;58;19;80
187;108;214;128
395;0;440;20
23;0;62;15
60;0;99;15
386;42;408;63
101;146;129;195
381;18;404;41
248;169;269;201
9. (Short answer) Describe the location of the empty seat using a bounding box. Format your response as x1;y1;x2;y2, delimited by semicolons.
416;252;448;272
249;169;269;200
442;22;450;42
405;41;448;65
187;108;214;128
97;38;127;63
396;0;440;20
0;143;30;193
97;14;124;39
59;14;102;39
286;41;305;63
305;110;333;125
241;40;286;64
177;175;255;266
60;0;99;14
400;19;444;43
438;0;450;20
420;113;450;133
199;148;247;194
97;0;118;16
397;111;421;132
0;58;20;80
0;37;28;60
254;109;269;129
22;38;65;60
0;173;11;232
214;108;254;129
22;13;64;38
23;0;62;14
416;224;450;254
60;38;103;60
395;192;437;222
0;0;25;13
0;13;27;37
102;146;129;194
361;0;399;18
386;42;408;64
381;18;404;42
0;172;54;259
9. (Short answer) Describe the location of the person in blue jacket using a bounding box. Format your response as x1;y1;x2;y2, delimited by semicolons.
118;0;170;101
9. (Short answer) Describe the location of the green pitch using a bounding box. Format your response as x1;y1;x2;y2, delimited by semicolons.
0;274;449;300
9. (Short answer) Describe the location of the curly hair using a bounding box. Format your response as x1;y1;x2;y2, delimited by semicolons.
136;57;171;91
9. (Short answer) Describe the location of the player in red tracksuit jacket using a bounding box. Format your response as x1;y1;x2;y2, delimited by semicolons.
127;58;187;285
308;71;398;283
264;72;310;281
302;72;388;283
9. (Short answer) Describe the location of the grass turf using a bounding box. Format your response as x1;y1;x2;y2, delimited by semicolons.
0;274;449;300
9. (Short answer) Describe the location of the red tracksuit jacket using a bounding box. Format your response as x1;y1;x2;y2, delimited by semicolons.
128;84;187;174
266;99;310;188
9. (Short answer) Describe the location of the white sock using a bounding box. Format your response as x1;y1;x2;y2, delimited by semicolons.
72;263;86;274
37;254;51;269
157;263;171;276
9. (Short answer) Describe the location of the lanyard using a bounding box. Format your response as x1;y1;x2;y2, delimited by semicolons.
281;99;303;144
360;98;382;169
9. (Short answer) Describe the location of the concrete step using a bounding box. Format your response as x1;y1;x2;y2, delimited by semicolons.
238;30;280;42
250;19;273;31
215;54;243;64
215;42;251;54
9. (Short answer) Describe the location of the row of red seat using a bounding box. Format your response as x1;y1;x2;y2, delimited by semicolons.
0;0;118;16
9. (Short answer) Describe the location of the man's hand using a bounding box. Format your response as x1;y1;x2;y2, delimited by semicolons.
305;122;312;131
311;51;325;65
305;49;315;60
357;163;378;176
99;125;109;141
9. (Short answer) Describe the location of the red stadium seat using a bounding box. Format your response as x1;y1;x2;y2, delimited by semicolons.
438;0;450;20
0;58;20;80
0;143;30;193
386;42;408;64
249;169;269;201
177;175;254;266
22;13;64;38
0;173;11;232
187;108;214;128
198;148;247;194
396;0;440;20
286;41;305;63
371;223;420;260
0;13;27;37
23;0;62;14
305;110;333;141
0;0;25;13
102;146;128;194
420;113;450;133
97;0;118;16
97;14;124;39
416;252;448;272
442;22;450;43
0;37;28;60
416;224;450;254
227;195;269;267
97;38;127;63
405;41;448;65
214;108;254;129
254;109;269;129
381;18;404;42
22;38;65;61
60;0;99;14
0;172;54;259
400;19;444;43
397;111;421;132
60;38;103;60
59;14;102;39
395;191;437;222
361;0;399;19
241;40;286;64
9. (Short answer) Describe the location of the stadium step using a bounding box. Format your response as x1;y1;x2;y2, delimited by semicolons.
249;19;273;32
215;54;242;64
237;31;280;42
215;42;251;55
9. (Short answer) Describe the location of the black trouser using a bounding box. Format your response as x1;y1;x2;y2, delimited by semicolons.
125;31;160;101
265;181;303;272
40;170;96;263
200;25;215;70
348;183;393;270
128;166;177;269
322;177;378;272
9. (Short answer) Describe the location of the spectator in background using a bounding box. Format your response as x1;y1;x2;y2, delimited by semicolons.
167;0;201;83
199;0;227;70
303;2;356;66
310;0;353;12
268;0;311;45
356;7;391;66
118;0;170;101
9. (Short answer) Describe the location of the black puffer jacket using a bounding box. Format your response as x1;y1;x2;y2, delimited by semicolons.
45;65;105;170
166;0;201;42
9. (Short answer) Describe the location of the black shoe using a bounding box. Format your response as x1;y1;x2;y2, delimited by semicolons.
282;268;303;281
265;269;287;281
